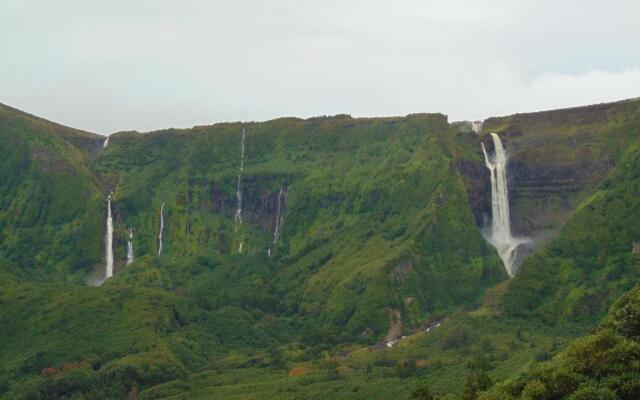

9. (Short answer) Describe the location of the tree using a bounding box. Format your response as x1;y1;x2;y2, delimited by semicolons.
462;355;493;400
411;381;435;400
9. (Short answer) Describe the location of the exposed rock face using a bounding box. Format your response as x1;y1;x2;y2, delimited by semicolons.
509;241;537;276
187;176;288;236
242;176;288;235
454;157;491;228
457;100;638;267
507;158;612;240
483;106;621;245
384;308;402;342
390;261;413;281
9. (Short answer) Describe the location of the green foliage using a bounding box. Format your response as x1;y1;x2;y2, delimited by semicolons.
2;99;640;399
504;141;640;323
462;356;493;400
412;381;435;400
483;284;640;400
0;104;104;281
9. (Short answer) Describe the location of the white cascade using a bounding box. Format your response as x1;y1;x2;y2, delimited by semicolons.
126;228;134;265
273;186;287;244
234;128;246;230
471;121;483;134
103;137;109;148
158;202;165;256
105;193;114;280
481;133;528;277
238;240;243;254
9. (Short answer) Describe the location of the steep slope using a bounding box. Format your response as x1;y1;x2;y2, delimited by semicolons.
0;280;286;399
483;283;640;400
454;98;640;276
94;113;505;341
183;110;640;399
504;134;640;322
0;103;105;280
3;98;640;399
0;107;509;399
480;99;640;243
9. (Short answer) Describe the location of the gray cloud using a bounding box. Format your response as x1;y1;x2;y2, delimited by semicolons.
1;0;639;134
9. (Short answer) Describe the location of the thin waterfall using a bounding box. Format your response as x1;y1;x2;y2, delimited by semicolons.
471;121;483;134
105;193;114;279
273;186;287;244
103;137;109;148
238;240;243;254
158;202;165;256
481;133;527;277
234;128;246;231
126;228;134;265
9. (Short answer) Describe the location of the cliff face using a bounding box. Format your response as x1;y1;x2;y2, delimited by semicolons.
454;154;491;228
75;112;505;339
457;99;640;251
3;97;639;346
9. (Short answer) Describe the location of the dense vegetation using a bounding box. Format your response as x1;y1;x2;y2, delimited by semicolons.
483;283;640;400
501;102;640;323
1;98;640;399
0;105;103;280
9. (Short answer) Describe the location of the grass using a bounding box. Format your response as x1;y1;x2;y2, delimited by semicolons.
2;99;640;398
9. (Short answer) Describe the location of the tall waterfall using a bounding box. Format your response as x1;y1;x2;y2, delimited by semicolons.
105;193;114;279
234;128;246;231
481;133;527;277
126;228;134;265
103;137;109;148
158;202;165;256
273;186;287;244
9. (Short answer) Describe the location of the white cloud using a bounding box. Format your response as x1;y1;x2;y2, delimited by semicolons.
0;0;639;133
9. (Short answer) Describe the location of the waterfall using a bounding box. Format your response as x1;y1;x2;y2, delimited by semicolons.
234;128;246;231
105;193;114;279
471;121;483;134
158;202;165;256
238;240;243;254
240;127;246;172
273;186;287;244
103;137;109;148
126;228;134;265
481;133;527;277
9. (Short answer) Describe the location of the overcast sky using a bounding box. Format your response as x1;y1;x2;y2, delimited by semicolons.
2;1;639;135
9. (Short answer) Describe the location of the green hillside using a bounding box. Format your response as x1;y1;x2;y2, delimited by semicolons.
2;99;640;399
0;104;104;281
483;283;640;400
503;102;640;323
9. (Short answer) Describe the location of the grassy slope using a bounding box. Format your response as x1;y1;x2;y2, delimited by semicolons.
165;111;640;398
2;99;640;399
503;107;640;323
157;101;640;399
0;282;194;399
483;283;640;400
0;104;104;281
94;113;505;342
0;109;505;399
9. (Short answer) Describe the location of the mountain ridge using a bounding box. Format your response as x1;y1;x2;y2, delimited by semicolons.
2;97;640;399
